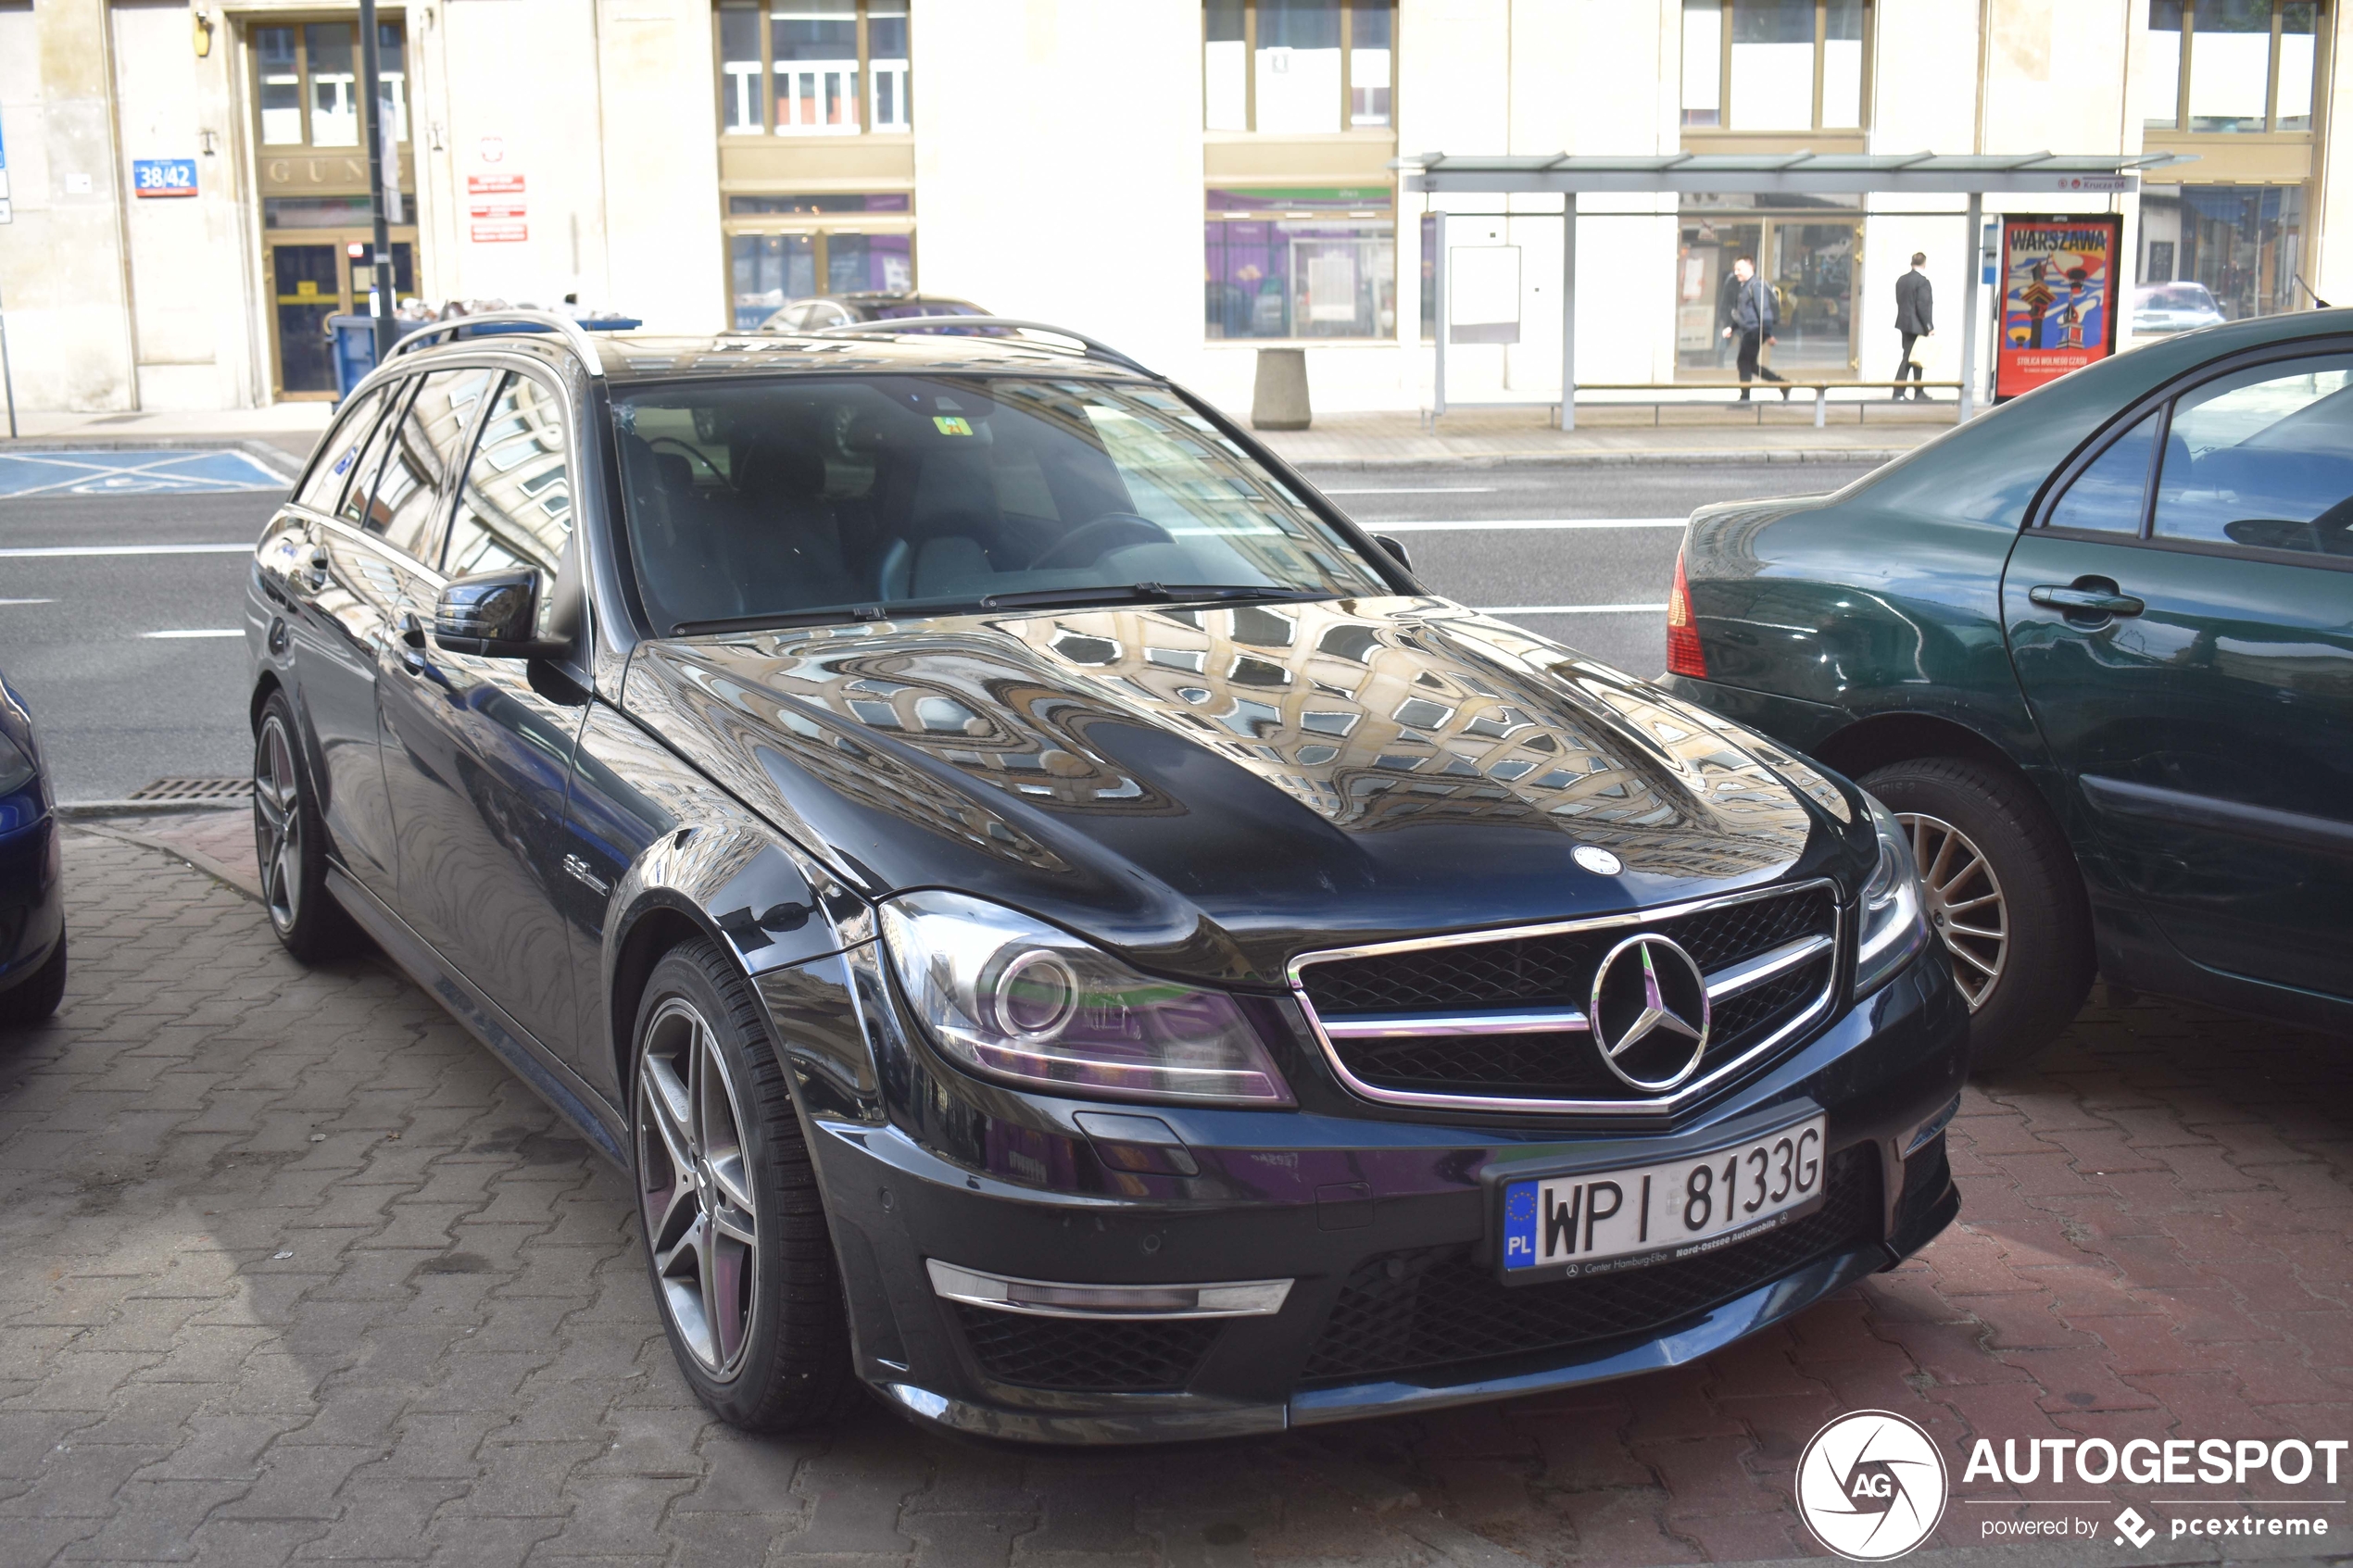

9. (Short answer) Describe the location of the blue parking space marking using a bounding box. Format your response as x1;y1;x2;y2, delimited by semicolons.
0;449;291;498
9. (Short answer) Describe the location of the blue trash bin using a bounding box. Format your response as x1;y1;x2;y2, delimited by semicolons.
326;316;434;402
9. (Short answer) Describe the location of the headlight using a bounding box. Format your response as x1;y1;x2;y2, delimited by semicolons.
0;732;35;797
877;890;1292;1106
1854;792;1930;998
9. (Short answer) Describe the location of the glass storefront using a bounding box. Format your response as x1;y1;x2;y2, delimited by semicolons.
1206;187;1395;340
1676;207;1859;379
725;194;914;329
2139;184;2307;320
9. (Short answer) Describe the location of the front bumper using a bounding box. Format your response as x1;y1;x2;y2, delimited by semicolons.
786;942;1967;1445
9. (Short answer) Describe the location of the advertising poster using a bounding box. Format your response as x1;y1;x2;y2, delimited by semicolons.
1995;213;2123;400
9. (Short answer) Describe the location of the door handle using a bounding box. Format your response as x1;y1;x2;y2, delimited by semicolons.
2030;583;2145;618
307;545;332;589
394;610;430;674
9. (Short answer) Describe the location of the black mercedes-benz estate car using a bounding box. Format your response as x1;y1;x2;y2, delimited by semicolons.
244;311;1966;1443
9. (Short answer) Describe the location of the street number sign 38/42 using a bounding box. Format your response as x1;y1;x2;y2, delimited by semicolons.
1497;1114;1826;1283
132;158;198;198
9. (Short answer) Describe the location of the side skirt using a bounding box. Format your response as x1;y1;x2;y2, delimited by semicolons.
326;867;630;1167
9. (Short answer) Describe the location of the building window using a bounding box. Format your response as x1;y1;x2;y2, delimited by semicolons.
726;195;914;330
1206;187;1394;340
1203;2;1396;133
715;1;911;137
253;20;408;151
2146;0;2320;133
2139;185;2306;318
1681;0;1868;131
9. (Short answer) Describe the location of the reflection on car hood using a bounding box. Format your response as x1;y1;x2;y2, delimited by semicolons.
624;596;1859;985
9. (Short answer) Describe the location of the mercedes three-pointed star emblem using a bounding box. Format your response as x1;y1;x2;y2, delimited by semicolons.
1589;934;1713;1092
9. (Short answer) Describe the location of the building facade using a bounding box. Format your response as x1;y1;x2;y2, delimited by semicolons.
1;0;2346;416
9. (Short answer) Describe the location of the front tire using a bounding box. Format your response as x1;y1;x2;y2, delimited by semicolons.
253;693;362;963
0;932;66;1024
1860;756;2093;1073
631;937;854;1432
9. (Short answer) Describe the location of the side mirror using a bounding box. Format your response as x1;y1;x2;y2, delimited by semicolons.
1371;533;1414;573
434;570;565;659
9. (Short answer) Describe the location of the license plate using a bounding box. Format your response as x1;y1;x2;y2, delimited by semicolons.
1497;1115;1828;1283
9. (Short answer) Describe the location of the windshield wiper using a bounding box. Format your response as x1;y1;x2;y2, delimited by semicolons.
975;583;1330;610
670;605;892;636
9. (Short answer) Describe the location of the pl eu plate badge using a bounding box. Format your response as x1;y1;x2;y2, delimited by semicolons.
1503;1182;1540;1271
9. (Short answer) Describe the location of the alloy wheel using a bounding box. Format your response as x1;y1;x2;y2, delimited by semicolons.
252;715;304;936
1899;810;2008;1010
635;997;761;1378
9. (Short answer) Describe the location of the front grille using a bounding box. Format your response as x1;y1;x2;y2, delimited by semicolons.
1301;1145;1879;1385
953;1306;1219;1393
1297;884;1838;1106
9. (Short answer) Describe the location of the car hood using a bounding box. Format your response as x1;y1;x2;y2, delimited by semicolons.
624;596;1865;986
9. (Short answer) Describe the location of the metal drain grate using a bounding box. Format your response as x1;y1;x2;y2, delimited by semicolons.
126;777;253;806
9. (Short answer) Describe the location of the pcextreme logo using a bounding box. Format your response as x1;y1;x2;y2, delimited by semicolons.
1795;1411;1950;1561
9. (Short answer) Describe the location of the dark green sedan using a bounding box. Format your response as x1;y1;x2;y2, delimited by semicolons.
1664;309;2352;1069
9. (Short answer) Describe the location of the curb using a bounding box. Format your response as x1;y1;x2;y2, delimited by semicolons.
63;816;262;904
0;434;308;480
57;799;248;819
1278;445;1918;470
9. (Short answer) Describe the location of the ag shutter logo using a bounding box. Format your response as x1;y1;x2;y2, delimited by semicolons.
1796;1411;1950;1561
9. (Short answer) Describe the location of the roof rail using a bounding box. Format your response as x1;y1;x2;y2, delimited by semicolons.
384;309;609;377
811;316;1154;377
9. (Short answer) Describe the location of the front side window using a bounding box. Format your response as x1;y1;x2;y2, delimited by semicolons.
1202;1;1395;132
1683;0;1869;132
714;0;909;135
1206;188;1395;341
2153;356;2353;556
446;375;574;582
613;376;1392;634
2146;0;2321;133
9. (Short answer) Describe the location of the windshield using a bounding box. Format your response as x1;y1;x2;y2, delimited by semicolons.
614;376;1392;633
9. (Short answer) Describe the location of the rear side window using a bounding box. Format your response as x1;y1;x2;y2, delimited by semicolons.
2154;355;2353;557
365;369;496;562
296;383;392;514
338;378;418;533
445;373;574;578
2045;410;2158;534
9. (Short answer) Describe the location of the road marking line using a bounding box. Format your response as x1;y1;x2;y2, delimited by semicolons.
1321;486;1499;495
0;543;252;558
1371;517;1685;532
1477;603;1668;615
0;598;56;606
141;629;245;639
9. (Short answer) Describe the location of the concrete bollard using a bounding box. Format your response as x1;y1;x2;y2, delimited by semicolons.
1252;347;1312;431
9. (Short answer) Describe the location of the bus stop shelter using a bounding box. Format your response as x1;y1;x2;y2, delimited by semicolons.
1403;150;2191;425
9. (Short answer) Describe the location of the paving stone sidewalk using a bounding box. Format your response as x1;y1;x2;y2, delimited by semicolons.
1;833;2347;1567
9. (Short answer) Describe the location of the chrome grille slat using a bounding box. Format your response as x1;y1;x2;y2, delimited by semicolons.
1288;881;1842;1116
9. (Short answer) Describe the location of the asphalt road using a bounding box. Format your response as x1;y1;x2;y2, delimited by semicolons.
1311;460;1877;675
2;491;271;804
0;459;1880;805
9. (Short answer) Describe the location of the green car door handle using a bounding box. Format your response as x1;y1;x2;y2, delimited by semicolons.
2030;583;2145;618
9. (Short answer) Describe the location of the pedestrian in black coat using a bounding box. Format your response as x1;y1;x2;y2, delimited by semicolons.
1717;257;1788;401
1894;253;1934;401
